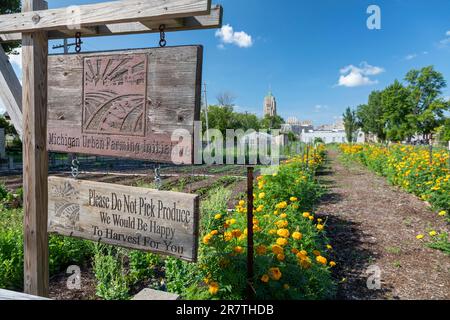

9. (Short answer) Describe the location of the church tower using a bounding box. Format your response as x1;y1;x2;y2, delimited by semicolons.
263;90;277;117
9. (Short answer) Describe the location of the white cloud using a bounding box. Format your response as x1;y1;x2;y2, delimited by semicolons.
439;31;450;46
405;53;417;60
314;105;329;112
215;24;253;48
447;31;450;36
337;62;384;88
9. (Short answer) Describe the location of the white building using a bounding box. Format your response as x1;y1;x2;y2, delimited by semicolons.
300;129;365;144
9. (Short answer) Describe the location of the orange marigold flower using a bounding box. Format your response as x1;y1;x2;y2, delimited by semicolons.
208;282;219;295
316;255;327;265
256;245;267;255
268;267;282;281
272;245;284;255
261;274;269;283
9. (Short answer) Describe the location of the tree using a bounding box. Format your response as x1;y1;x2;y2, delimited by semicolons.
381;80;416;142
405;66;449;141
260;115;285;131
343;107;358;143
216;91;236;108
1;1;21;54
356;91;386;142
201;105;235;133
0;115;17;135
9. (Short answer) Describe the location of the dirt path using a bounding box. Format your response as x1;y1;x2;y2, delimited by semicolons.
316;149;450;300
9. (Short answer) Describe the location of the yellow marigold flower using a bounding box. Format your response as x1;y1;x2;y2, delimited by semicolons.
229;219;237;225
274;210;279;215
429;231;437;237
313;250;321;256
258;192;266;199
280;213;288;219
317;218;323;223
302;212;310;218
326;244;333;250
308;216;314;221
438;211;447;216
296;252;307;260
300;250;308;256
224;232;233;241
275;220;288;228
416;234;424;240
234;246;244;254
290;197;298;202
268;229;277;235
203;234;212;244
256;205;264;212
208;282;219;295
256;245;267;255
268;267;282;281
292;231;302;240
214;214;222;220
329;261;337;267
203;277;210;284
277;253;285;261
316;255;327;265
272;245;284;255
210;230;218;236
316;224;324;231
276;238;288;246
239;200;245;207
277;229;290;238
261;274;269;283
276;201;288;209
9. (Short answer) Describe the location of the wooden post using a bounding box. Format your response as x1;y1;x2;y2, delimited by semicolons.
22;0;49;297
246;166;255;300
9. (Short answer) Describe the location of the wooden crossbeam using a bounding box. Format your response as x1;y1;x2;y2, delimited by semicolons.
0;5;222;43
0;0;211;34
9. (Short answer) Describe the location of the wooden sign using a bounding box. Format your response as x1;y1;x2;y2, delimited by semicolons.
47;46;203;164
48;176;199;262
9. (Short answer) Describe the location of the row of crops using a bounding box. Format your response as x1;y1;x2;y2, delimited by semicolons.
340;144;449;254
0;145;337;299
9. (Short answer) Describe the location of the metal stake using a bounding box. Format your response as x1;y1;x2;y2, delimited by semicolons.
246;166;255;300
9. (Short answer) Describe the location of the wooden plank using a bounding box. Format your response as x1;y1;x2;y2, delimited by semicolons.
0;0;212;34
48;176;200;262
0;46;22;138
22;0;49;297
47;46;203;164
0;5;223;42
0;289;51;300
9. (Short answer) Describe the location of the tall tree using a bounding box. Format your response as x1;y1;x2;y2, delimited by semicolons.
343;107;358;143
356;91;386;142
0;1;21;54
260;115;284;131
381;80;416;142
405;66;449;141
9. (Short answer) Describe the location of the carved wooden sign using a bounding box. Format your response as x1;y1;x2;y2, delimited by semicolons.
47;46;203;164
48;176;200;262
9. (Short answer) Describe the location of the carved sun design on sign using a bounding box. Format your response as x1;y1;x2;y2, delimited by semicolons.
82;53;148;136
51;181;82;232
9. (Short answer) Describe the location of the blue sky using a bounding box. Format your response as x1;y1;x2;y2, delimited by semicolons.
2;0;450;125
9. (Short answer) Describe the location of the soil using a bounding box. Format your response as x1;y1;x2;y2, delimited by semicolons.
316;150;450;300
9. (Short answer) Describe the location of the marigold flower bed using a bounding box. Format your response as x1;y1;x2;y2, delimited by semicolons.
196;146;337;299
340;144;450;213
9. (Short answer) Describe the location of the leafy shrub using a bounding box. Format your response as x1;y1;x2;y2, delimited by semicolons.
92;244;129;300
173;145;336;300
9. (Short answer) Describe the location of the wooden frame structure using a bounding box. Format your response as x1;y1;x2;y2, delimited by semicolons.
0;0;222;297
